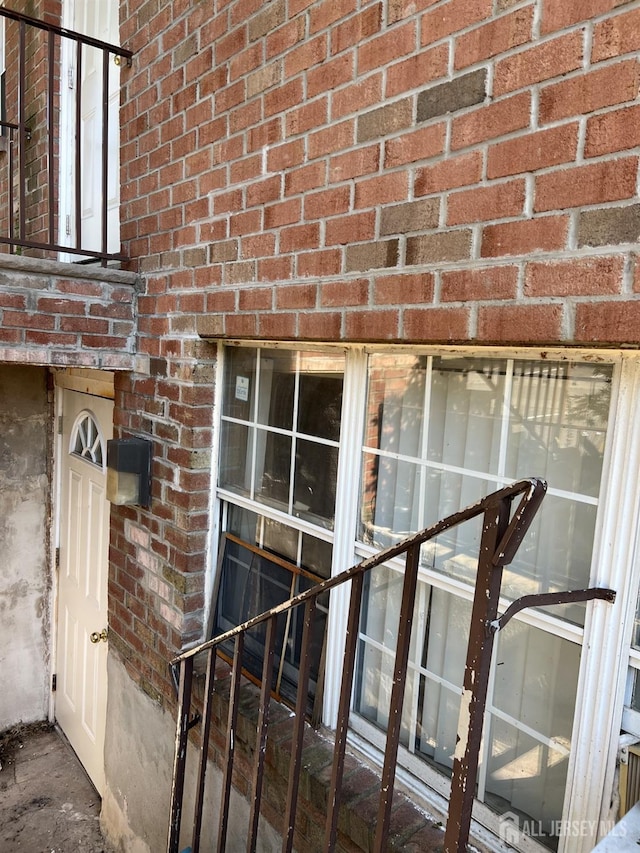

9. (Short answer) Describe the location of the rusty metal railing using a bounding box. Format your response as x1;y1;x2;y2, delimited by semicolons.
167;478;615;853
0;7;131;265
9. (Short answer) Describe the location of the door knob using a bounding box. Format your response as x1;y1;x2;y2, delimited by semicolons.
90;628;108;644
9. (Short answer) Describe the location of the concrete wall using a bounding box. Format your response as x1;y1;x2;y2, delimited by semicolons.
0;365;50;730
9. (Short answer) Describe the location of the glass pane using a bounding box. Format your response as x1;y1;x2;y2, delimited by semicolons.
501;494;597;624
506;362;612;498
428;357;506;474
297;362;343;441
301;534;333;580
255;431;291;510
633;591;640;650
256;350;297;430
364;354;427;453
219;421;252;495
223;346;256;420
294;439;338;528
360;453;422;547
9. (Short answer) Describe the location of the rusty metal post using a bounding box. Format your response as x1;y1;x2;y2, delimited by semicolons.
443;497;511;853
167;656;194;853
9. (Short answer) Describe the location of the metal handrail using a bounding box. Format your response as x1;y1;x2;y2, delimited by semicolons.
166;477;614;853
0;7;132;265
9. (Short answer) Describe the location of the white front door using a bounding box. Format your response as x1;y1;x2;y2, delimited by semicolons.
59;0;120;258
56;390;112;794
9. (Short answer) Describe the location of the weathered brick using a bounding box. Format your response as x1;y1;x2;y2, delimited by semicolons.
455;6;533;69
575;300;640;344
248;0;285;41
447;179;525;225
585;104;640;157
356;98;413;143
451;92;531;150
384;124;446;168
525;257;624;297
406;231;472;264
380;199;440;235
415;151;483;195
441;266;518;302
592;7;640;62
481;216;569;257
534;158;638;213
344;309;400;340
417;69;487;123
493;32;583;96
403;306;470;340
487;124;579;179
478;303;563;342
374;273;434;305
345;240;399;272
421;0;493;45
539;60;640;125
298;311;342;340
541;0;624;35
578;205;640;248
386;44;448;99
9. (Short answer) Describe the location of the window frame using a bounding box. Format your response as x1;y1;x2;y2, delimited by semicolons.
210;342;640;853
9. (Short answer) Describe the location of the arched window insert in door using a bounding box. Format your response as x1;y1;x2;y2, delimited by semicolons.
70;410;106;469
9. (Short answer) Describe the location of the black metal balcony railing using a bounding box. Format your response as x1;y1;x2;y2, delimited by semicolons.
167;478;615;853
0;7;131;265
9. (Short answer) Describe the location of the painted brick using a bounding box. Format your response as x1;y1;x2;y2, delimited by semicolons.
354;173;409;209
478;303;563;342
380;199;440;235
447;179;526;225
358;21;416;74
415;151;483;195
374;273;434;305
482;216;568;257
454;6;533;69
404;307;476;350
525;257;624;297
345;309;400;340
441;266;518;301
575;300;640;344
534;158;638;213
585;104;640;157
345;240;399;272
578;205;640;248
406;230;472;264
421;0;493;46
593;7;640;62
539;61;640;125
487;124;579;179
356;98;413;143
493;32;583;96
385;124;446;167
386;44;448;99
417;69;487;122
541;0;624;35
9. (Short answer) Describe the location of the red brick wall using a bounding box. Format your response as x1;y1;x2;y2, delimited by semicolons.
111;0;640;700
120;0;640;350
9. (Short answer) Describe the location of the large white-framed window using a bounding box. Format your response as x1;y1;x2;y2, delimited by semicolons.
213;343;640;853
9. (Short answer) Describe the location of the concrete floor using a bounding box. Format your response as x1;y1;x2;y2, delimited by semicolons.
0;723;109;853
